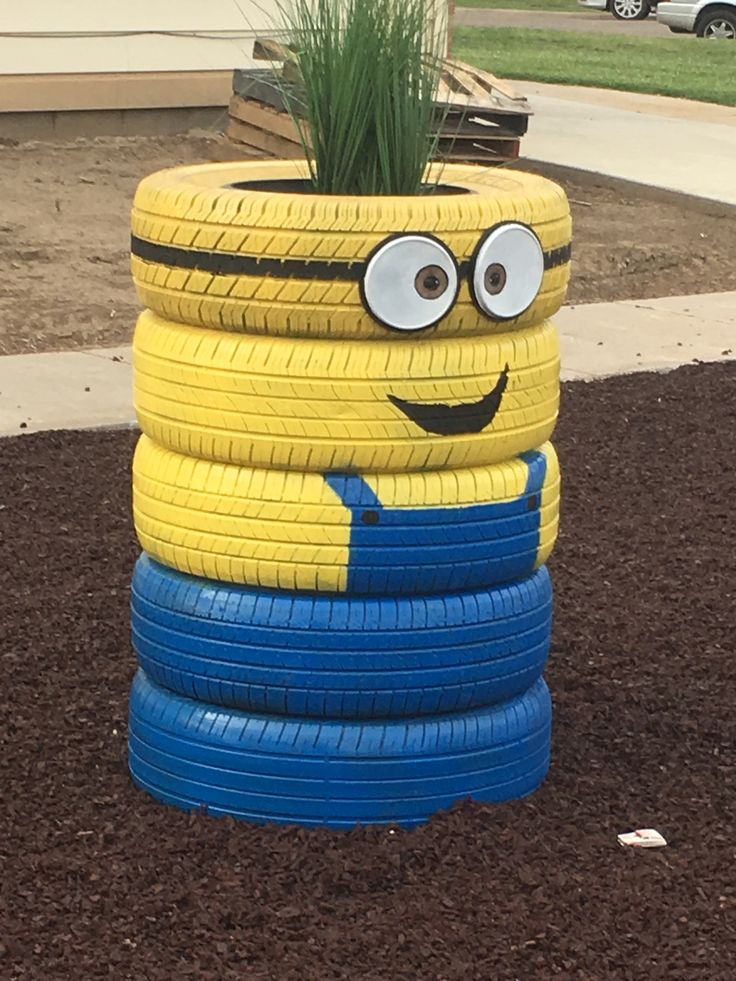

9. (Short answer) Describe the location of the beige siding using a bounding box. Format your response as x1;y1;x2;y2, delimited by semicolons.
0;0;282;75
0;1;449;114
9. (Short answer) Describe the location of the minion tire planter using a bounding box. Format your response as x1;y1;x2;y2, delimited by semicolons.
131;162;570;340
132;554;554;718
127;159;571;828
133;436;560;594
129;670;552;828
133;311;560;473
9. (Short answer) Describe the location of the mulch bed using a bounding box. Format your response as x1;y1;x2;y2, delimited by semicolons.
1;362;735;980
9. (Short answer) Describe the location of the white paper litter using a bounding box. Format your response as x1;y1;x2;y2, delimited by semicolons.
617;829;667;848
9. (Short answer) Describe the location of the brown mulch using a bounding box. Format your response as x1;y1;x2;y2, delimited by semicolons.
1;361;735;979
1;132;736;355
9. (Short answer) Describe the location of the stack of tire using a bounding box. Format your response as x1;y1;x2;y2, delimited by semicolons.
127;161;571;828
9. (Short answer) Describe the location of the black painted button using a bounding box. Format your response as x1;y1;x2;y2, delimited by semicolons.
361;510;380;525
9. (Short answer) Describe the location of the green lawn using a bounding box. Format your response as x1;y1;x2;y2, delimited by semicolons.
457;0;576;9
454;27;736;106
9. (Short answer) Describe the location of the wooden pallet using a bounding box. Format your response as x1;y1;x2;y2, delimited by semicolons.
228;93;305;159
228;44;531;165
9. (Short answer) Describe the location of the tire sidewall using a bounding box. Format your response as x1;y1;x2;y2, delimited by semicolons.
698;9;736;37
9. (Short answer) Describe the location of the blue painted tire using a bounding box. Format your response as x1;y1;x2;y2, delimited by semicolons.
128;670;552;828
132;555;553;718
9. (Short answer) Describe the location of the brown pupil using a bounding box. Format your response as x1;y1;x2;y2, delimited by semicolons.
484;262;507;295
415;264;448;300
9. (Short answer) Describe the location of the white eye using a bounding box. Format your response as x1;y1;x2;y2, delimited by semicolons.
361;234;458;331
471;223;544;320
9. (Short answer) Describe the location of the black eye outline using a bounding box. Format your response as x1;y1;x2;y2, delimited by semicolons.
468;221;545;322
359;231;461;334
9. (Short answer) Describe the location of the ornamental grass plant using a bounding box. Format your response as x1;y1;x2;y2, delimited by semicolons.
277;0;448;195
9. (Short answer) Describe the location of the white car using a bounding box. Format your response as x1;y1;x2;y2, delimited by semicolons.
578;0;654;19
657;0;736;36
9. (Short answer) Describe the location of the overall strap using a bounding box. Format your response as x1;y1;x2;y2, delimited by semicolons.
324;472;382;510
520;449;548;494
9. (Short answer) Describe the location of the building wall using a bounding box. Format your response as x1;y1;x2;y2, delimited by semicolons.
1;0;278;76
0;1;448;126
0;0;284;114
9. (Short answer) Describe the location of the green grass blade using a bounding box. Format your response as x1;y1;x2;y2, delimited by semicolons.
275;0;448;195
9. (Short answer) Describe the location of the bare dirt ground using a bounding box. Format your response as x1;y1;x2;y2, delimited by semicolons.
1;132;735;355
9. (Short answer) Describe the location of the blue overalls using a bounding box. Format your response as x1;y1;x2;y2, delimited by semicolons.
324;450;548;596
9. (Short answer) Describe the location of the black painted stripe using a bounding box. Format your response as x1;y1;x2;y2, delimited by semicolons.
543;243;572;270
131;234;363;281
131;235;571;282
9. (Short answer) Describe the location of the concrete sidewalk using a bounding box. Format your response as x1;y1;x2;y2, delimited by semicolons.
1;346;133;436
1;293;734;438
558;292;735;380
512;82;736;205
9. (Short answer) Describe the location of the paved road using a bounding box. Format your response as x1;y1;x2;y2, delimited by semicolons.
455;7;676;37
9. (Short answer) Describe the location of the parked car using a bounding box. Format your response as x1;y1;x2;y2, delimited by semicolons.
578;0;656;20
657;0;736;36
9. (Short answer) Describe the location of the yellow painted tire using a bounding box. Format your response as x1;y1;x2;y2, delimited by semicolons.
134;311;560;472
131;160;571;340
133;435;560;595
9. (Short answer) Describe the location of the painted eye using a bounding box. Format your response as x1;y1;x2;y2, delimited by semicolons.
361;234;458;331
471;223;544;320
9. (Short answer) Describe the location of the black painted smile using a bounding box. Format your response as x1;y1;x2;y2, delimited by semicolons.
387;364;509;436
